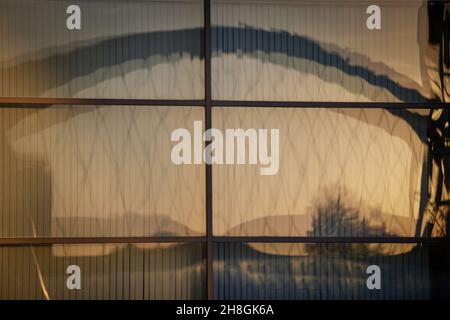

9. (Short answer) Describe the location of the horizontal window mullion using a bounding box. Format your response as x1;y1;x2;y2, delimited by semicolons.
1;236;449;246
2;99;449;109
212;236;450;244
212;100;450;108
0;236;207;245
0;97;206;107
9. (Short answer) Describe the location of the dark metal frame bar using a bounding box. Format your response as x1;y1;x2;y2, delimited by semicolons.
1;0;450;301
213;236;450;243
0;236;449;246
1;98;449;109
212;100;450;108
204;0;214;300
0;237;205;245
0;98;205;107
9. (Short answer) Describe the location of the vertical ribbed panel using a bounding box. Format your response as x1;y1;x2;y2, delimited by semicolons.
0;243;206;300
212;107;428;237
0;106;205;238
211;0;434;102
214;243;432;300
0;0;204;99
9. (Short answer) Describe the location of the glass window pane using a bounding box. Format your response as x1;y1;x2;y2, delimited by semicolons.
212;0;448;102
0;0;204;99
0;243;206;300
214;242;450;300
212;107;429;237
0;105;205;237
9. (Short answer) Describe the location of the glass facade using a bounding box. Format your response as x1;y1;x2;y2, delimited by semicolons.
0;0;449;300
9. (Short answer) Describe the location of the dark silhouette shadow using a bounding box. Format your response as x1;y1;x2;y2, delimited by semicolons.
0;26;428;102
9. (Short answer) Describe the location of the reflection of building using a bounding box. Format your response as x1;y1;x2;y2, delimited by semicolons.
0;0;449;300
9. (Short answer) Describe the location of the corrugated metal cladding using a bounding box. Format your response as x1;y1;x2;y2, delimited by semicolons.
0;0;449;300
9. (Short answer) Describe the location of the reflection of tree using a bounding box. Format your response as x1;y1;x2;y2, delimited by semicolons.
420;1;450;237
306;188;388;257
422;109;450;237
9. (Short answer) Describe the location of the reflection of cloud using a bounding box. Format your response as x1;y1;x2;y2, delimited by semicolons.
52;214;201;238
